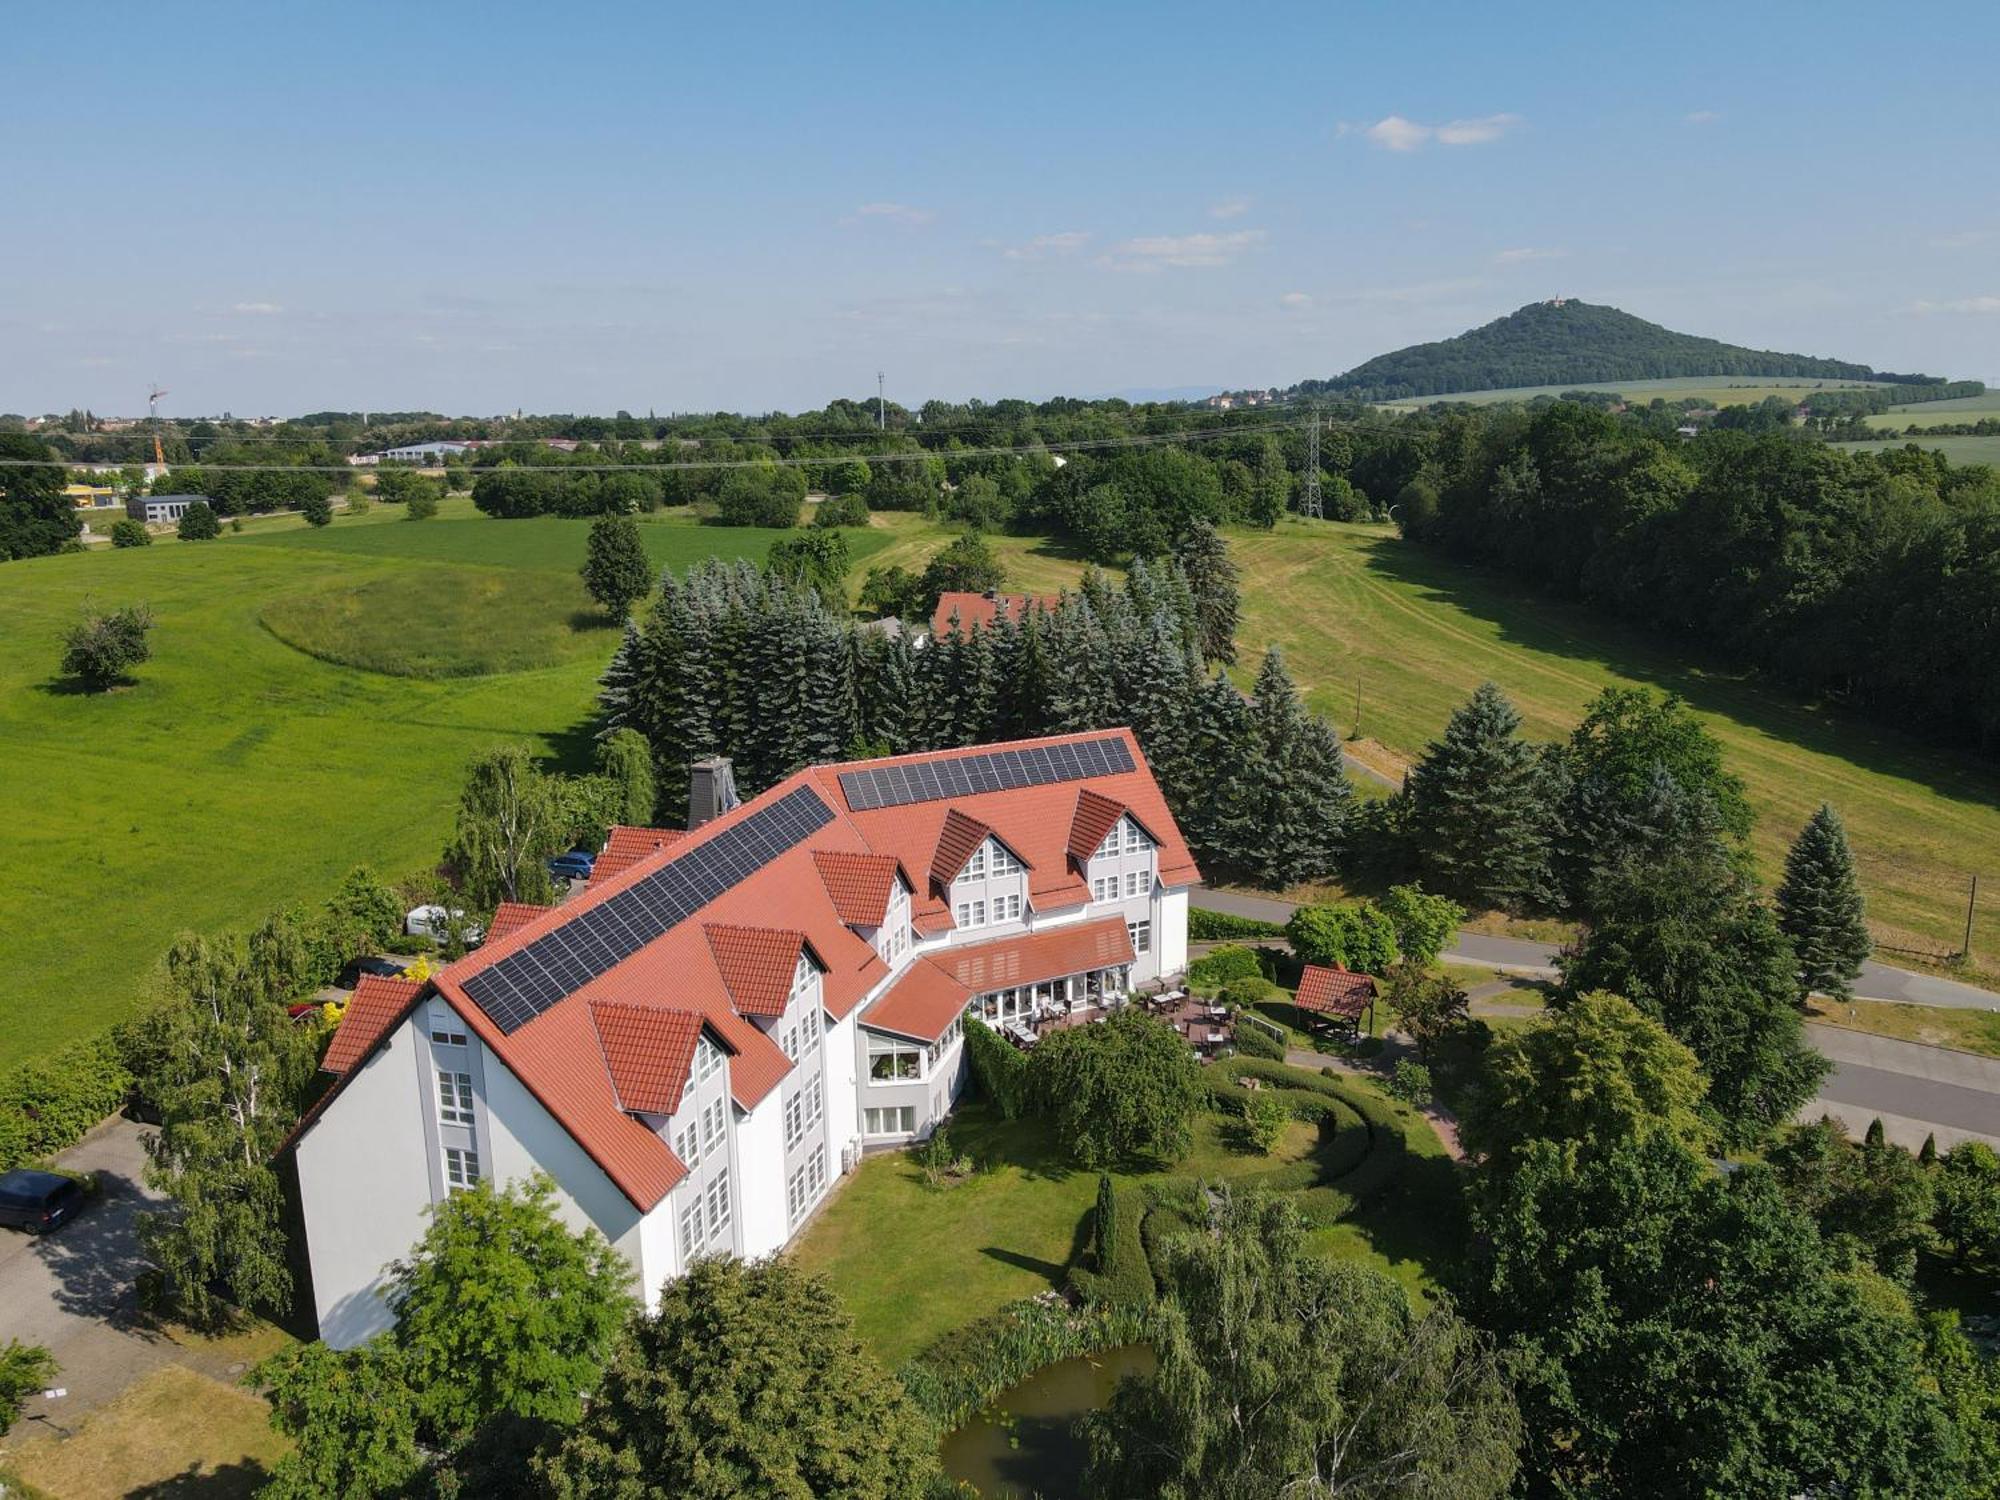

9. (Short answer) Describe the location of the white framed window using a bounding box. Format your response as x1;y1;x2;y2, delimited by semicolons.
1126;870;1144;898
429;1004;468;1048
806;1075;824;1125
1097;831;1119;860
783;1024;800;1061
927;1014;964;1066
864;1106;916;1136
1124;821;1146;853
679;1199;701;1259
998;892;1022;922
674;1120;700;1168
1129;920;1152;954
436;1069;474;1126
1091;875;1113;903
785;1092;805;1148
701;1098;725;1153
793;953;815;992
955;898;987;929
443;1146;480;1191
808;1144;828;1196
694;1035;722;1083
869;1041;921;1081
706;1176;731;1242
989;842;1021;876
802;1007;820;1046
788;1165;808;1226
965;844;988;879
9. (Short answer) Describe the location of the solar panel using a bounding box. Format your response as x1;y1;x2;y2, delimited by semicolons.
461;784;835;1034
838;736;1134;812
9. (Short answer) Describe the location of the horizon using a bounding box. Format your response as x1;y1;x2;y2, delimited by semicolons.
5;0;1997;416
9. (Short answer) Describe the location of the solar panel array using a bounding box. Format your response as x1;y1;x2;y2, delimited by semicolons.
461;784;834;1034
839;736;1134;812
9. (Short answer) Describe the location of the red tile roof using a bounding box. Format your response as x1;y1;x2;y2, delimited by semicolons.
1066;788;1126;865
867;916;1138;1042
292;729;1197;1214
591;1002;706;1116
929;591;1061;637
929;808;993;891
487;902;555;943
1295;965;1377;1017
813;850;902;926
321;976;423;1076
592;825;687;885
704;925;808;1018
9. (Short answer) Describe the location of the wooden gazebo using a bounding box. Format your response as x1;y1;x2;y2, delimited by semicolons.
1294;964;1377;1039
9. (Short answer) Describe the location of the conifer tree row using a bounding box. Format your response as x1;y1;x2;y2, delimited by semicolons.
606;553;1351;888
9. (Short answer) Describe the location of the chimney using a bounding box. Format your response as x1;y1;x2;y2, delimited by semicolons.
688;756;739;829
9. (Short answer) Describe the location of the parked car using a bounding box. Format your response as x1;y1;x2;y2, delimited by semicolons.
548;850;596;883
405;905;485;945
0;1169;84;1233
338;954;408;988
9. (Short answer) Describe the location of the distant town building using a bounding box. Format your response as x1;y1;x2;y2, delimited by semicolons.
63;483;120;509
126;494;202;524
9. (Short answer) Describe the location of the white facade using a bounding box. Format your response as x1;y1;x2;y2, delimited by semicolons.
294;804;1189;1347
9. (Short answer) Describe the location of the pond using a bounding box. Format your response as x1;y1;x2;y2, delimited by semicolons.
939;1344;1156;1499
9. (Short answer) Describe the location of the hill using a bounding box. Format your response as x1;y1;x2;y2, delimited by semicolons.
1298;300;1937;402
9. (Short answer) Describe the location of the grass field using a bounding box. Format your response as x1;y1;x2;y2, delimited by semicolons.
1830;434;2000;465
1374;375;1889;410
1806;996;2000;1060
1863;390;2000;431
0;501;882;1069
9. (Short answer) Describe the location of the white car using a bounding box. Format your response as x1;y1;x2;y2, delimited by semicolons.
404;905;485;945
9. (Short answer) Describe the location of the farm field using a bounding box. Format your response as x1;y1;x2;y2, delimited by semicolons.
1863;390;2000;430
0;503;881;1069
1830;434;2000;464
870;514;2000;975
1373;374;1888;410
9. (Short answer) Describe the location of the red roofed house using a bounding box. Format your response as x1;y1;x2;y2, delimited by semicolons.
288;728;1197;1347
928;590;1061;638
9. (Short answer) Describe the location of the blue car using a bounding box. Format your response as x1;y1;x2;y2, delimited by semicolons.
548;850;596;883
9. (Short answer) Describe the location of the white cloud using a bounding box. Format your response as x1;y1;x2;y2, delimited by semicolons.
1912;295;2000;315
1001;231;1091;260
1495;246;1567;264
1685;109;1722;125
847;202;933;225
232;301;283;314
1364;113;1521;152
1209;196;1251;220
1097;229;1266;271
1279;291;1314;309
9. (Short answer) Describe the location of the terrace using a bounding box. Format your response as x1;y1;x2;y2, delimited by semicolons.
984;979;1239;1061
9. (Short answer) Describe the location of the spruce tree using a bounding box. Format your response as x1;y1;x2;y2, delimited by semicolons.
1404;682;1554;910
1242;648;1348;887
1776;803;1872;1000
596;621;642;737
1172;519;1241;666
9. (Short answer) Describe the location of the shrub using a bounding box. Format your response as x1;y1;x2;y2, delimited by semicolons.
0;1340;57;1425
1231;1019;1286;1062
964;1017;1032;1120
1189;907;1286;941
813;493;870;528
1377;884;1464;967
109;517;151;547
176;501;220;540
346;493;371;516
1188;945;1263;991
61;604;154;690
0;1032;134;1170
1072;1174;1155;1312
1240;1089;1290;1152
715;465;806;527
1286;902;1399;975
1387;1060;1434;1108
301;493;333;527
896;1294;1145;1431
405;490;439;520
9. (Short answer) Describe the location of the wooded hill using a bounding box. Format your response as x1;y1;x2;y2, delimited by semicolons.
1296;300;1943;401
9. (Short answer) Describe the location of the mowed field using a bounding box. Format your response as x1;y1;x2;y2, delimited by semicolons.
1863;389;2000;431
0;500;887;1069
874;514;2000;973
1830;434;2000;465
1374;375;1888;410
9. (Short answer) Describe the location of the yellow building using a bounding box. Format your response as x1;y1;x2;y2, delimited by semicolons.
64;483;120;509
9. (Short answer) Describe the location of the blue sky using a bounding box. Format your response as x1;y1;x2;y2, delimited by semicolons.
4;1;1996;416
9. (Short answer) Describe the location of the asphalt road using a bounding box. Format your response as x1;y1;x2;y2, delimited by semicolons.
1195;885;2000;1148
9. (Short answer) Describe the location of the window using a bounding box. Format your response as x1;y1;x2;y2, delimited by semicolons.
443;1147;480;1191
927;1015;964;1066
997;892;1021;922
1097;831;1119;860
706;1176;731;1243
953;898;986;929
783;1024;800;1061
788;1165;808;1226
694;1035;722;1084
431;1024;468;1047
965;844;987;879
869;1043;920;1081
436;1070;474;1126
1126;869;1144;898
864;1106;916;1136
702;1098;725;1153
806;1074;824;1125
801;1007;820;1046
674;1121;700;1168
1124;821;1146;853
1129;920;1152;954
784;1092;805;1148
679;1199;701;1259
1091;876;1111;903
989;842;1021;876
808;1144;828;1196
793;953;815;992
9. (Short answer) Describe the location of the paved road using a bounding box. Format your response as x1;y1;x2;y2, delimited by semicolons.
0;1116;183;1434
1195;885;2000;1149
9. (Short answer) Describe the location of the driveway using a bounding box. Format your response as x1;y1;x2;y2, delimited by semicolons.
0;1116;180;1433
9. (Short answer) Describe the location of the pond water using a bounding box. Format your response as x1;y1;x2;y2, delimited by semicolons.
939;1344;1157;1499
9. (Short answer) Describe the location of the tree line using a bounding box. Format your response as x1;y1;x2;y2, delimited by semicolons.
1395;402;2000;755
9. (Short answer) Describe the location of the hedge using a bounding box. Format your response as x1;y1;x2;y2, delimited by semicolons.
895;1293;1145;1432
0;1032;134;1171
1189;907;1286;941
1187;945;1263;992
963;1016;1032;1119
1231;1022;1286;1062
1070;1176;1155;1312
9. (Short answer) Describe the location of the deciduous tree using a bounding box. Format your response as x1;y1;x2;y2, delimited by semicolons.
0;433;79;560
176;500;220;540
582;513;653;618
1030;1007;1202;1169
60;603;153;690
447;744;564;909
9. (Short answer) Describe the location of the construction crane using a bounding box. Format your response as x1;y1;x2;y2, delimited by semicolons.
147;385;170;467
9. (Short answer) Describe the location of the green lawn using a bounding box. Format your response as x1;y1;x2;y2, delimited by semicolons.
0;505;886;1068
1829;434;2000;464
792;1080;1459;1366
1863;390;2000;430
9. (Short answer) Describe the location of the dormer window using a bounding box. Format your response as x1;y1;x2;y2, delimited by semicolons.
1123;822;1149;854
965;845;987;879
793;953;815;993
989;842;1022;877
